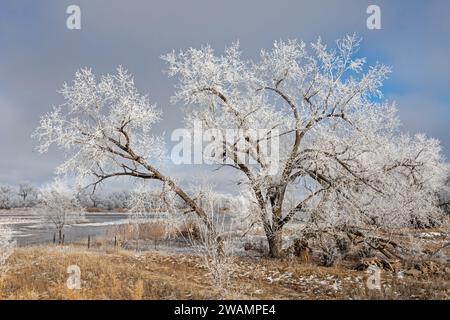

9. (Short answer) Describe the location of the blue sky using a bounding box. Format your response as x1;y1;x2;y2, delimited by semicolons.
0;0;449;188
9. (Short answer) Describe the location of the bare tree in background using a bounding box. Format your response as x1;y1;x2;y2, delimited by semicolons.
0;186;15;210
34;67;215;234
37;179;85;244
17;183;39;207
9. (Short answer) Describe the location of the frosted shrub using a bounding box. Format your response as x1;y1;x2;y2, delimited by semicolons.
0;225;14;276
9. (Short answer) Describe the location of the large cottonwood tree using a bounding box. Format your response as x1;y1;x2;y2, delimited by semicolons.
35;35;447;257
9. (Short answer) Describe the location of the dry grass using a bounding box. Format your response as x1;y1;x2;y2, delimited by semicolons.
0;245;448;300
106;222;170;241
0;246;215;300
85;207;106;213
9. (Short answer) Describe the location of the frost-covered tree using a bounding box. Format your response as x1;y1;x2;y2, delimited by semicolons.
127;185;168;214
107;191;131;210
34;67;215;232
35;36;448;258
0;186;15;210
437;175;450;215
0;225;14;276
17;183;39;207
37;179;85;243
162;35;448;257
77;189;107;209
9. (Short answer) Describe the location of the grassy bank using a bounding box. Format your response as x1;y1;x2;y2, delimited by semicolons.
0;245;448;300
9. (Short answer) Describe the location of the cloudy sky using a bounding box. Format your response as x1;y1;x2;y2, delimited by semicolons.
1;0;449;190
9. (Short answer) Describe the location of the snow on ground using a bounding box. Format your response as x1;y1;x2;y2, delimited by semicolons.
418;231;447;239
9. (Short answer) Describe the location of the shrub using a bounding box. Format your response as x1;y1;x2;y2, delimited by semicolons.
0;225;14;276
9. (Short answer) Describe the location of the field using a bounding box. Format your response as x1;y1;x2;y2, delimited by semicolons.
0;245;449;300
1;209;449;300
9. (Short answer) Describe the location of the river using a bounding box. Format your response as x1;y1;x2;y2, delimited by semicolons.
0;210;132;246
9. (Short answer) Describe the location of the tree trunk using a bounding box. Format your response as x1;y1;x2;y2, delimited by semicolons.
267;229;283;258
58;229;62;244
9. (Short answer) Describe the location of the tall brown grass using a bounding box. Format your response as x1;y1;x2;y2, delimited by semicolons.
0;245;448;300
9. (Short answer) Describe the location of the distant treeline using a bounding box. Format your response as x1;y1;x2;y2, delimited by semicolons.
0;183;133;210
